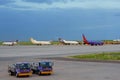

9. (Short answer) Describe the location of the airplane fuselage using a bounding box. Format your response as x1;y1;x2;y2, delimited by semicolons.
60;40;79;45
2;42;17;46
87;41;104;46
30;38;51;45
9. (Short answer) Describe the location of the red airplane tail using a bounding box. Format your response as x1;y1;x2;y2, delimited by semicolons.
82;34;89;44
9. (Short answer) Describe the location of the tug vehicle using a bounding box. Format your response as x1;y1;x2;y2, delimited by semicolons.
8;62;32;77
31;61;54;75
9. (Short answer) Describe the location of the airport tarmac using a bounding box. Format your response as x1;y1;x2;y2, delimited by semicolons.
0;45;120;57
0;45;120;80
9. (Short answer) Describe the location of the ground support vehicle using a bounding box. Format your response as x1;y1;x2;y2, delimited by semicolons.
8;62;32;77
31;61;53;75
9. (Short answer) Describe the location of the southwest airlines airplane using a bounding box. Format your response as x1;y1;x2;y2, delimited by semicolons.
82;34;104;46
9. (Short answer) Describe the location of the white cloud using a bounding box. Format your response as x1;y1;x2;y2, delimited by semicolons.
1;0;120;10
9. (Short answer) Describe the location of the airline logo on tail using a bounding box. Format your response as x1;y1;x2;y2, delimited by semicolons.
82;34;89;44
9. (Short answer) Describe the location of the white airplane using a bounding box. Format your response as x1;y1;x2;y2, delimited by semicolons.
30;38;51;45
113;39;120;41
59;38;79;45
2;40;18;46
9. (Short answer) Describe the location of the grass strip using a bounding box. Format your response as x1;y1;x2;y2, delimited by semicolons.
70;52;120;60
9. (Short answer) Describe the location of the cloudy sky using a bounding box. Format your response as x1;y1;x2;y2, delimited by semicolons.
0;0;120;41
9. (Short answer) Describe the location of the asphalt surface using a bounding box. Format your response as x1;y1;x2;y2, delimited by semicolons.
0;45;120;80
0;45;120;57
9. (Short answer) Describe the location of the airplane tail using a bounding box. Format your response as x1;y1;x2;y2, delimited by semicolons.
58;38;64;42
30;38;37;44
82;34;89;44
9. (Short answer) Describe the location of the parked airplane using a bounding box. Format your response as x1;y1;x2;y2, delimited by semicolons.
82;34;104;46
30;38;51;45
112;39;120;44
113;39;120;41
58;38;79;45
2;40;18;46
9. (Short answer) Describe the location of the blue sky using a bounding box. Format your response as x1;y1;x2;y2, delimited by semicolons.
0;0;120;41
